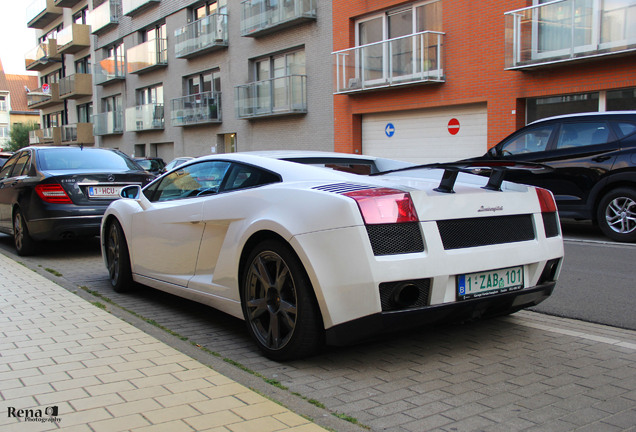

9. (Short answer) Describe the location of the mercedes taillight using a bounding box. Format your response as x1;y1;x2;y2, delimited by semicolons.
35;184;73;204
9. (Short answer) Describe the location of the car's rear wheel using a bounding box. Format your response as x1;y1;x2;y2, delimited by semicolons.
106;220;133;292
13;209;36;256
597;187;636;242
241;240;323;360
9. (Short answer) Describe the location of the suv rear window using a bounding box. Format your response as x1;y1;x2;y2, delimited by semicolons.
555;122;610;150
615;122;636;138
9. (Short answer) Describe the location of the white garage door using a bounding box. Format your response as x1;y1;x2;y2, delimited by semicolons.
362;104;488;164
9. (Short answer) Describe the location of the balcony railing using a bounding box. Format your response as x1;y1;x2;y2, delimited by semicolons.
333;31;445;94
175;13;228;59
27;0;62;29
59;74;92;99
27;83;61;109
61;123;95;145
241;0;316;37
25;39;60;71
122;0;159;16
93;111;124;135
235;75;307;119
125;104;164;131
127;39;167;74
29;127;61;145
505;0;636;70
172;91;221;126
94;54;126;85
56;24;91;54
88;0;120;34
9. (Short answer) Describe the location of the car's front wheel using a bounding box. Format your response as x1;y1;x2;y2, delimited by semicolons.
241;240;323;360
106;220;133;292
597;187;636;242
13;209;36;256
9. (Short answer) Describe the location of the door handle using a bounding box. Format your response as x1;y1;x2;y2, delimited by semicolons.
592;156;611;163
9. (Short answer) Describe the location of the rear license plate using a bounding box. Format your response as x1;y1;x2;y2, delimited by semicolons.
87;186;123;199
457;266;524;300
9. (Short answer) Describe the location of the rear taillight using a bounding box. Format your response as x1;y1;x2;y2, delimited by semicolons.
344;188;419;224
35;184;73;204
536;188;557;213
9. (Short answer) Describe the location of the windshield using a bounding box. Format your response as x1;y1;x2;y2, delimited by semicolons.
38;148;141;171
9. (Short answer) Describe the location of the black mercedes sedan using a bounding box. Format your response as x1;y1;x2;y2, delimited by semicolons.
0;146;155;255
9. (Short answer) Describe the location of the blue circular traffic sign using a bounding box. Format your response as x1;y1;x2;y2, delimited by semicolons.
385;123;396;138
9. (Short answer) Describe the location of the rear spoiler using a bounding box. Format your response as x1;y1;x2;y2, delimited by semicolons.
372;160;553;194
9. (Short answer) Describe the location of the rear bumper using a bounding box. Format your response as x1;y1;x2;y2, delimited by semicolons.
325;282;555;346
28;214;104;240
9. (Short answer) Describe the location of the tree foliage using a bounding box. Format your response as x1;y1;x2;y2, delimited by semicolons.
7;122;39;152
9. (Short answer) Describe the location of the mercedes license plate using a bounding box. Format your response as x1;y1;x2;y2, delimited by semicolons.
457;266;524;300
87;186;123;199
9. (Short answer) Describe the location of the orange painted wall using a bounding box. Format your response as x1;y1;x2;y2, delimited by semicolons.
332;0;636;154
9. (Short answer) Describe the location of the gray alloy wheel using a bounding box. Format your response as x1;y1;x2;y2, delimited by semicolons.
597;187;636;243
242;240;323;360
13;209;36;256
106;220;133;292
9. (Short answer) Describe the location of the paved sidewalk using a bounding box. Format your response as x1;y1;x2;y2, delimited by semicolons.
0;253;326;432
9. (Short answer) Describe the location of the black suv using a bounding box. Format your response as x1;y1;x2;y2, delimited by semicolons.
480;111;636;242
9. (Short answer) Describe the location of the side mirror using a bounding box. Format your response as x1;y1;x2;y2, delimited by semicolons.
120;185;141;199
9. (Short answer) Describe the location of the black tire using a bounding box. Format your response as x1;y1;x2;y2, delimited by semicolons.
13;209;36;256
241;239;324;360
597;187;636;243
105;220;134;292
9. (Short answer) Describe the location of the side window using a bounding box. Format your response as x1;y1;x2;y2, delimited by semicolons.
555;122;610;150
615;122;636;138
12;152;32;177
222;164;280;191
153;161;231;202
500;125;555;156
0;153;21;180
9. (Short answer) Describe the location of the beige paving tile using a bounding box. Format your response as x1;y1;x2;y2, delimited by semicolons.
107;398;163;417
185;410;245;430
119;385;172;402
231;401;288;420
135;419;197;432
90;413;151;432
191;396;247;414
143;405;201;424
200;383;251;400
155;390;209;408
69;393;126;411
224;416;288;432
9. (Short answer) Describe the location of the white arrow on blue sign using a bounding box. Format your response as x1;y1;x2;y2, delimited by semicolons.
385;123;395;137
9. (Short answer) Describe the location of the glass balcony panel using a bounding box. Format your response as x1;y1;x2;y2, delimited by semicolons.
333;31;445;94
236;75;307;119
27;0;62;29
27;83;61;109
122;0;160;16
25;40;60;71
505;0;636;69
94;54;126;85
174;14;228;59
171;91;222;126
29;127;61;145
127;39;167;74
88;0;120;34
241;0;316;37
59;74;93;99
125;104;164;131
93;111;124;135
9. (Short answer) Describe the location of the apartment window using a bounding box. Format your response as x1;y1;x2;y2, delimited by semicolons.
75;57;91;74
0;127;9;138
41;70;62;87
103;95;122;113
186;69;220;95
607;88;636;111
256;50;305;80
78;103;93;123
193;1;218;20
73;7;89;24
43;112;64;128
137;84;163;105
0;96;7;111
254;50;305;111
39;25;62;44
142;23;167;44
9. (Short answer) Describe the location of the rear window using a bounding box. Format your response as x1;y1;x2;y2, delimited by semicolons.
38;148;140;171
284;157;379;174
615;122;636;138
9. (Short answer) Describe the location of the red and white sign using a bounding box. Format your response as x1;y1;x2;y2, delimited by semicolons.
448;118;460;135
42;83;50;94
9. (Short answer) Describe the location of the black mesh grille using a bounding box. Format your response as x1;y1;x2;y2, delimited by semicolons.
437;214;535;250
379;279;431;312
543;212;560;238
366;222;425;256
